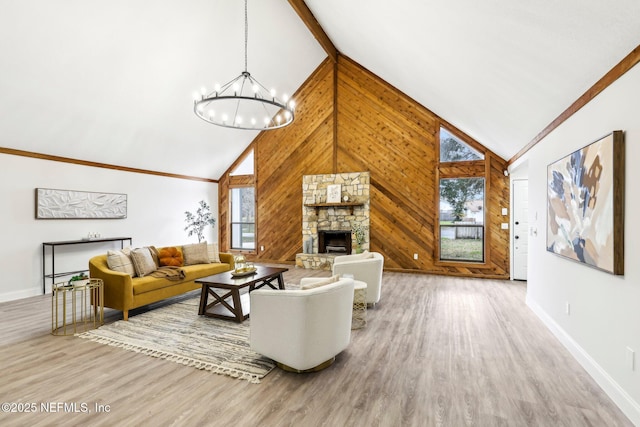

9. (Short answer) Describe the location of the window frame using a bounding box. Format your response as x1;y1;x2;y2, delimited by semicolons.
226;148;258;255
229;186;256;251
435;124;491;268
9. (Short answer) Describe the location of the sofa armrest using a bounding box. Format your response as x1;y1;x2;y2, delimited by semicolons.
218;252;235;270
88;255;133;311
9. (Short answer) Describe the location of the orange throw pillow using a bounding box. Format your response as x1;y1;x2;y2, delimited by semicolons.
158;246;184;267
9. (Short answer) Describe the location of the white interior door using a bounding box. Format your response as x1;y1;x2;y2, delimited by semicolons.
512;180;528;280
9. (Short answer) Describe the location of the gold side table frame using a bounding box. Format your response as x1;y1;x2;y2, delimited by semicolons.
52;278;104;336
352;280;367;329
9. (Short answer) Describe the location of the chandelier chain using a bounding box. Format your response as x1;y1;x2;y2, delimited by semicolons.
244;0;248;72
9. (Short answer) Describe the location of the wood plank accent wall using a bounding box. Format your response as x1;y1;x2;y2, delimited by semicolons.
218;56;510;278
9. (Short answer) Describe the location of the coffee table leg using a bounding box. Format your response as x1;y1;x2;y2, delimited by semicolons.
198;285;208;315
277;273;285;289
231;290;242;322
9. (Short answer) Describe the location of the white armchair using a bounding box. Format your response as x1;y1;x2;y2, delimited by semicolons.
250;277;355;372
332;251;384;305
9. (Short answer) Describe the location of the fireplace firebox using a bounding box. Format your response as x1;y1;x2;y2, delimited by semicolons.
318;230;352;254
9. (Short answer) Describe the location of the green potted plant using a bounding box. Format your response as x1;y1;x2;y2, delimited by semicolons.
352;223;367;253
184;200;217;243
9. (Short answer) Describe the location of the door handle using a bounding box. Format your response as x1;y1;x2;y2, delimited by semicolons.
515;221;519;225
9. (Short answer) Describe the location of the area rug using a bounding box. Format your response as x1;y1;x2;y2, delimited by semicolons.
76;296;275;383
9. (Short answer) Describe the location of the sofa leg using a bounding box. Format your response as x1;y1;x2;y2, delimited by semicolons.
123;310;129;321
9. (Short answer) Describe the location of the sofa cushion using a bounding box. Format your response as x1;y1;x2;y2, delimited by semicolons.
183;242;210;266
130;247;157;277
158;246;184;267
207;243;221;263
106;248;136;277
301;275;340;290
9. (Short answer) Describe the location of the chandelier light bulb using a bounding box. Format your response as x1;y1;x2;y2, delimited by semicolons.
208;110;215;119
282;94;289;103
214;83;221;93
201;87;207;95
236;116;243;125
222;114;229;123
196;103;204;113
270;89;276;98
193;92;201;102
252;84;259;93
284;110;292;120
289;100;296;109
251;118;256;125
276;115;282;125
264;117;270;125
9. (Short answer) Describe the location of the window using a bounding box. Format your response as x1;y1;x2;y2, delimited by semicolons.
438;126;485;263
439;178;484;262
230;187;255;250
440;127;484;162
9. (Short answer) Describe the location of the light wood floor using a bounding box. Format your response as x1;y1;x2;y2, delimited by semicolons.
0;267;632;426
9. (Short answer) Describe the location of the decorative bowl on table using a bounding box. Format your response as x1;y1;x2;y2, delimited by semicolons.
231;266;257;277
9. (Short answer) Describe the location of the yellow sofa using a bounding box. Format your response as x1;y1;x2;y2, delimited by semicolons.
89;250;234;320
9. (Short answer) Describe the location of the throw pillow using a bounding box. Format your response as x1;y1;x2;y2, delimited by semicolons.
182;242;210;266
301;275;341;290
207;242;221;263
130;247;158;277
158;247;184;267
349;250;372;260
148;245;160;267
106;248;136;277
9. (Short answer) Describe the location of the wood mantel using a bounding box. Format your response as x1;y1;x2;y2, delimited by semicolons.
304;202;364;215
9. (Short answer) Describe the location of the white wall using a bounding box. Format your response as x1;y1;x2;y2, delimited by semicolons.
0;154;218;302
514;64;640;423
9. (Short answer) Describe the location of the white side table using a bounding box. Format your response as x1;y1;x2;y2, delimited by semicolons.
352;280;367;329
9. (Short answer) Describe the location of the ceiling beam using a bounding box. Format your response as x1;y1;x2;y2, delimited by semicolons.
288;0;338;63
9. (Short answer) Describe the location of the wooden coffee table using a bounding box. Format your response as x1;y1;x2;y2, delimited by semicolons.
196;266;288;322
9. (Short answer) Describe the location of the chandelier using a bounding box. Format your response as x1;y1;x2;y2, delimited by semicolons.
194;0;295;130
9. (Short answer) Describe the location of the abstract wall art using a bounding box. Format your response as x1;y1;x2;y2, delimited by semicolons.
36;188;127;219
547;131;625;275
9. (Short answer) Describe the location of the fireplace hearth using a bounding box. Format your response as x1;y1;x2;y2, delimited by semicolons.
318;230;352;254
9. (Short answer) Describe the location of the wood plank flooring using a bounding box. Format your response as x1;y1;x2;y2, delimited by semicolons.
0;267;632;426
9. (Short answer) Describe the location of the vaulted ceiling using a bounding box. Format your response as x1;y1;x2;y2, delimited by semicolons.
2;0;639;180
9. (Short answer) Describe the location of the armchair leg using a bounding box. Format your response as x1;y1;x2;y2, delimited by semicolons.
123;310;129;321
276;357;336;373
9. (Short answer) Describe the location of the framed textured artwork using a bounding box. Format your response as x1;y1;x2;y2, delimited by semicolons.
326;184;342;203
36;188;127;219
547;131;625;275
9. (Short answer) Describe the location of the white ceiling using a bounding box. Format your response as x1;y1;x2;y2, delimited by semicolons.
1;1;640;179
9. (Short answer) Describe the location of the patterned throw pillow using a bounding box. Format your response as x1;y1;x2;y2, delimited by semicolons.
207;243;221;263
158;247;184;267
182;242;210;266
106;248;136;277
130;247;158;277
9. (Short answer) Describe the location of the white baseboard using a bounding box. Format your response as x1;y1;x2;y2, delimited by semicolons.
526;296;640;426
0;286;43;303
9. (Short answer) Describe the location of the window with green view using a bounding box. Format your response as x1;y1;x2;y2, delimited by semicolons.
230;187;255;250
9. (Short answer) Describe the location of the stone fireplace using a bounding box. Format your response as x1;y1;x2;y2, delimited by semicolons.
296;172;370;270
